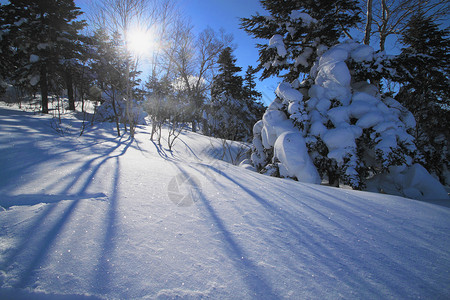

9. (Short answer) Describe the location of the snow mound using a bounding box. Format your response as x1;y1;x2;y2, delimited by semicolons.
274;131;320;184
367;164;449;200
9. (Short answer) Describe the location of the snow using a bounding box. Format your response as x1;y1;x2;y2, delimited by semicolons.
274;132;321;184
261;109;293;149
268;34;287;58
289;11;317;26
327;106;350;126
0;104;450;299
350;44;374;62
294;47;313;68
315;60;351;104
275;82;303;103
367;164;448;201
30;54;39;63
356;112;385;129
322;126;358;152
404;164;448;200
29;75;40;86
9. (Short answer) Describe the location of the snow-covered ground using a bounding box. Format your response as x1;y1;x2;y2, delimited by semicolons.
0;104;449;299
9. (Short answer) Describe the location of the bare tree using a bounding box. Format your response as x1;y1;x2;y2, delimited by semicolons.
364;0;373;45
88;0;153;36
167;115;183;151
360;0;448;50
163;21;232;132
88;0;176;138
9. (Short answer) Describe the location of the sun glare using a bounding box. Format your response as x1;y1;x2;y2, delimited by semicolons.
126;28;156;57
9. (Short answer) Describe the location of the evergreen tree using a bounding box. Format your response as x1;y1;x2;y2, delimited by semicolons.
394;13;450;184
241;0;361;81
211;47;244;100
209;48;263;141
210;47;245;140
251;40;420;190
243;66;261;103
0;0;86;113
58;18;88;111
243;66;266;128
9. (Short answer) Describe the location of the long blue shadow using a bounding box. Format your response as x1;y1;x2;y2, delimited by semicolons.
202;165;445;298
15;198;82;288
0;193;107;209
93;156;120;295
174;166;279;299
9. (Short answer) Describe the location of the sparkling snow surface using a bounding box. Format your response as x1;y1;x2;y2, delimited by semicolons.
0;106;449;299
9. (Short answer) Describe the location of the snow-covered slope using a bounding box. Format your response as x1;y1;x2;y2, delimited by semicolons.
0;105;449;299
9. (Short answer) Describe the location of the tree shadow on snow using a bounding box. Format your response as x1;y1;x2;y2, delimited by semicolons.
198;164;447;298
171;164;280;299
0;113;132;294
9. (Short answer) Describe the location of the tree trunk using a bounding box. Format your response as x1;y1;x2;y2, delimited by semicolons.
111;90;121;137
379;34;387;52
380;0;388;52
66;71;75;111
202;118;209;136
40;64;49;114
364;0;373;45
327;169;339;187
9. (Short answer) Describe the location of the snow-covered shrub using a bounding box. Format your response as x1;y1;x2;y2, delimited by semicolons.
251;40;447;199
366;164;448;201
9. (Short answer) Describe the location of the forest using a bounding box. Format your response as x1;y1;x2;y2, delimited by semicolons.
0;0;448;197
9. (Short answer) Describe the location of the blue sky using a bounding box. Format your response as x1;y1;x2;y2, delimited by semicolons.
180;0;278;104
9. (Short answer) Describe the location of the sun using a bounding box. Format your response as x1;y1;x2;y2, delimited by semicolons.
126;28;155;57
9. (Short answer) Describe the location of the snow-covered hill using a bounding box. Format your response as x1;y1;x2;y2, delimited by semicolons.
0;105;449;299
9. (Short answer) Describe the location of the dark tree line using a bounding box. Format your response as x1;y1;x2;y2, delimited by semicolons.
0;0;266;145
394;13;449;184
0;0;86;113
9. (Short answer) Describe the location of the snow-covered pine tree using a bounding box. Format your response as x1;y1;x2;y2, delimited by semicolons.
242;0;361;183
242;1;447;199
209;47;261;142
0;0;86;113
250;39;421;189
241;0;361;82
393;13;450;185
